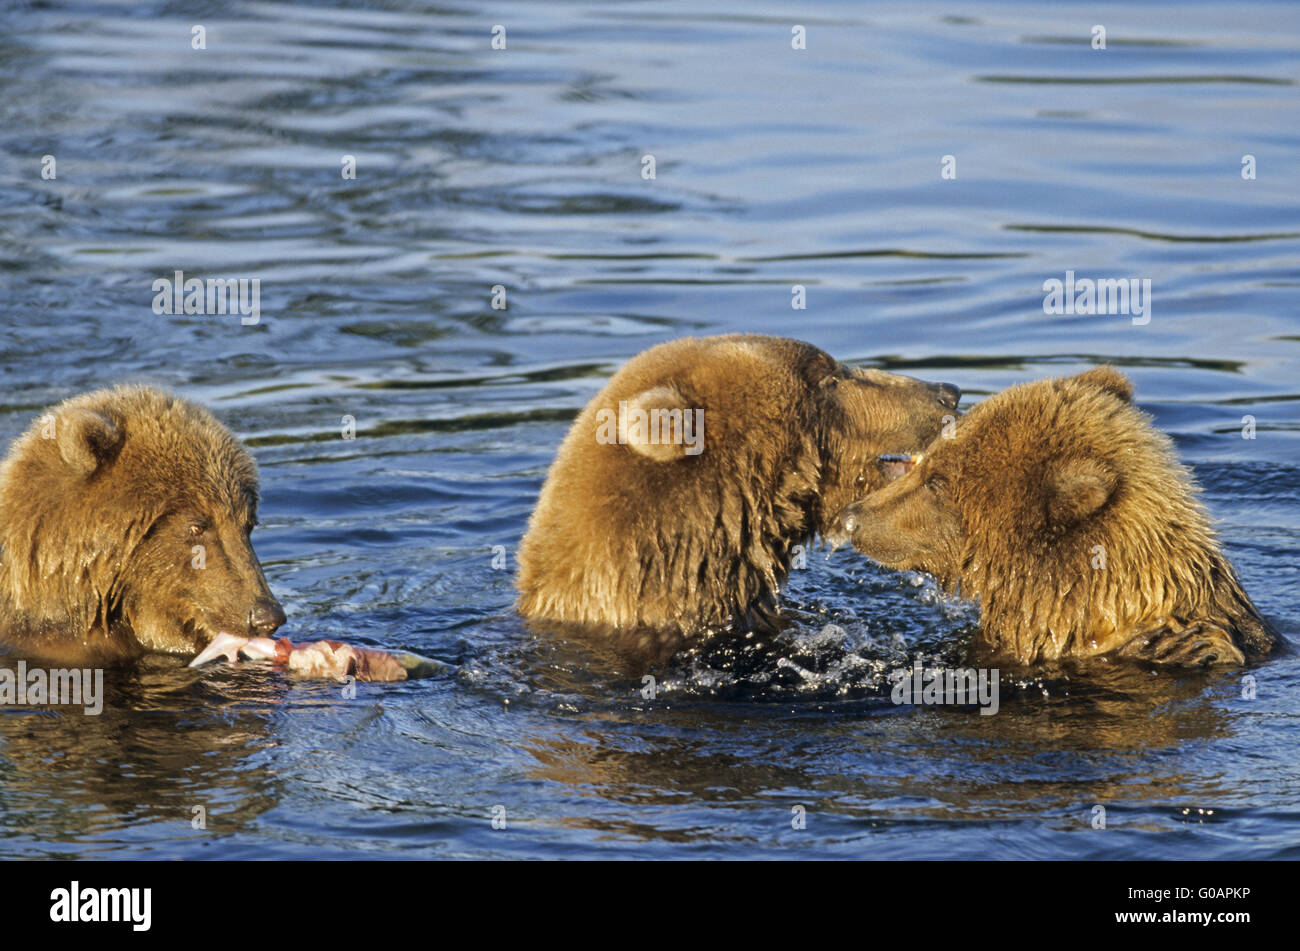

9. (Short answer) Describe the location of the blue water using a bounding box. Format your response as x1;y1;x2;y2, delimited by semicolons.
1;0;1298;859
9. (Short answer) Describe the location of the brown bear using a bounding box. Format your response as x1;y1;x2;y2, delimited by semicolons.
515;334;961;661
0;386;285;665
835;366;1280;667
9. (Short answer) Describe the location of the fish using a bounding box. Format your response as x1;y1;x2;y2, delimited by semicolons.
188;631;442;682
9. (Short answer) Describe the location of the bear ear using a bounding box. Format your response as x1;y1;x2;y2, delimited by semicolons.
57;408;125;475
1073;366;1133;403
1045;456;1117;529
621;385;703;462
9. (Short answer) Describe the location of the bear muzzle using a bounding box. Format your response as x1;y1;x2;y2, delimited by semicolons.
250;599;287;637
831;491;920;568
929;382;961;412
834;502;864;542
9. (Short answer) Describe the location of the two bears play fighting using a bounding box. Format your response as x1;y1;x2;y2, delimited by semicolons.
0;335;1281;674
517;336;1279;669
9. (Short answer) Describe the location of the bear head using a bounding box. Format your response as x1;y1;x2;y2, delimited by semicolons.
811;358;961;537
834;366;1275;665
0;386;285;660
516;334;961;651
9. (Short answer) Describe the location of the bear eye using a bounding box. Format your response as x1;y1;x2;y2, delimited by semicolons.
854;472;867;489
189;521;208;536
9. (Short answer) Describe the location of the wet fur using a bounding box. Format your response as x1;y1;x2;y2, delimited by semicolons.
0;386;280;664
840;367;1280;667
516;334;958;661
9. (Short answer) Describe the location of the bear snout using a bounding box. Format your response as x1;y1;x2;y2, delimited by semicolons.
833;503;864;542
250;599;287;637
833;498;918;568
930;382;961;411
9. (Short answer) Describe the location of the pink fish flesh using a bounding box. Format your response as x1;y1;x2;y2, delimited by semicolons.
189;632;411;682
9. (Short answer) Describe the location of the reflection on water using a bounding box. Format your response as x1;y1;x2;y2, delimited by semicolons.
516;655;1249;856
1;0;1298;858
0;660;284;855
